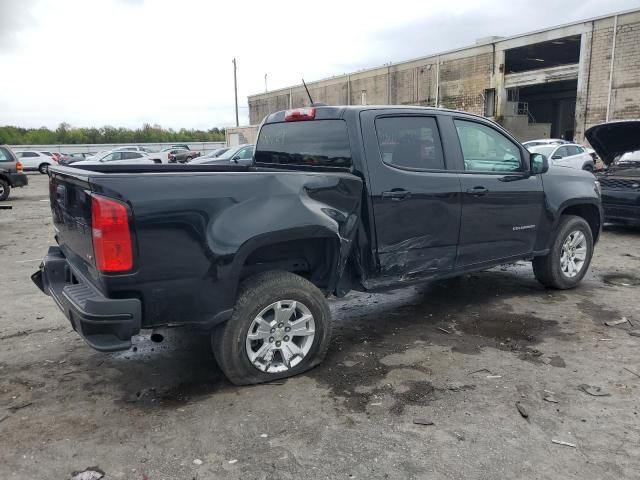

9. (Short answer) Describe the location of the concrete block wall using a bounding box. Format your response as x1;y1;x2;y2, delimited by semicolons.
576;11;640;142
438;53;492;114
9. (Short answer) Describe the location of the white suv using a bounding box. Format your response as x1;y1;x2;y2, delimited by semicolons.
14;151;56;174
527;143;595;172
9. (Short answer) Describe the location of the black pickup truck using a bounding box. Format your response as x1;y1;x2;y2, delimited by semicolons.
33;106;602;385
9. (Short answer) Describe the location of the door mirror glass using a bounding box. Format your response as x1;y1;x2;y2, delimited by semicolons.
531;153;548;174
551;154;562;160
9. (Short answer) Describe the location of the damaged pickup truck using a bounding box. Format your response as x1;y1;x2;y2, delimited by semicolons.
33;106;603;385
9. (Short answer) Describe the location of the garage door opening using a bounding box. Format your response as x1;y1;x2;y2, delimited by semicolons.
513;79;578;140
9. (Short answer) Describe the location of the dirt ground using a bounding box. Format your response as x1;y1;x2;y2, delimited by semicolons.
1;173;639;480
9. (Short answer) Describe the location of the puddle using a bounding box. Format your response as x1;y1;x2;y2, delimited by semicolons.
601;273;640;287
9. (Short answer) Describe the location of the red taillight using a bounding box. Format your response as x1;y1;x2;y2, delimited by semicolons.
16;161;23;172
91;194;133;273
285;107;316;121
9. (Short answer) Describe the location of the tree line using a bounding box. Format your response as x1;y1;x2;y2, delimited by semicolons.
0;123;226;145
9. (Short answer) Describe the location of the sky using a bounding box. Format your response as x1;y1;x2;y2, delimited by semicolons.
1;0;639;130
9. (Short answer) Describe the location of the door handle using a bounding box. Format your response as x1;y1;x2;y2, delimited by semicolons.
382;189;411;201
466;186;489;196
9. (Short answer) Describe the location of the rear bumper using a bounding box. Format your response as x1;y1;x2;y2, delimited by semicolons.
8;172;28;187
32;246;141;352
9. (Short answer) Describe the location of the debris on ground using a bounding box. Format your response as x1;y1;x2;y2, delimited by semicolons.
629;330;640;337
446;382;476;392
468;368;491;375
605;318;629;327
413;418;434;426
7;401;32;412
515;402;529;418
486;375;502;379
623;367;640;379
437;327;452;334
70;467;105;480
0;414;9;423
577;384;610;397
455;432;465;441
543;394;559;403
228;459;238;464
551;439;576;448
193;459;203;466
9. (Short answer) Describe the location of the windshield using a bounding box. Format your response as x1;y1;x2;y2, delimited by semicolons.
528;145;555;157
618;150;640;163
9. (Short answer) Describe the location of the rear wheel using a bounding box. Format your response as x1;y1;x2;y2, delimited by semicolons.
533;215;593;289
583;164;594;172
211;271;332;385
38;163;49;174
0;179;10;201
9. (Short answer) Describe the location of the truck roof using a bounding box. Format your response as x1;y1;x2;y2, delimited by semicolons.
262;105;490;125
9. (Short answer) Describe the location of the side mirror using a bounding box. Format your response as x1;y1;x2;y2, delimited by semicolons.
531;153;548;174
551;155;562;160
232;156;240;163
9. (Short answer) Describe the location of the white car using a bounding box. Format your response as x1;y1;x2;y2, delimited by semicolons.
527;144;595;172
71;150;158;166
14;150;56;173
112;146;154;153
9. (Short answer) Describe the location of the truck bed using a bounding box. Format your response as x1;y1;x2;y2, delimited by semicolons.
42;164;363;350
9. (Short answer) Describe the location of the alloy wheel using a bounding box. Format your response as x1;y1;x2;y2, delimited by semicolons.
245;300;315;373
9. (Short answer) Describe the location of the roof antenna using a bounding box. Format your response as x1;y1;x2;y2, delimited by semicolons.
302;78;314;106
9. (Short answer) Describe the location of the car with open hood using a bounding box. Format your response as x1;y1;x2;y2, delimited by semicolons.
586;120;640;224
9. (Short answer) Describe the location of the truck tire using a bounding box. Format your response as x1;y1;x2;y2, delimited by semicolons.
211;271;332;385
38;163;49;174
532;215;594;289
0;179;10;201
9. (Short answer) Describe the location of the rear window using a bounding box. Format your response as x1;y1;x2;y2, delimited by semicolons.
255;120;351;168
0;147;13;162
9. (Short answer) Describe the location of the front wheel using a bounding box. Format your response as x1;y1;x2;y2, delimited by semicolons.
583;164;594;172
38;163;49;174
211;271;332;385
533;215;594;289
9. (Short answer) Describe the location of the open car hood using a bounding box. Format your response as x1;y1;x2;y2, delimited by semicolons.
586;120;640;166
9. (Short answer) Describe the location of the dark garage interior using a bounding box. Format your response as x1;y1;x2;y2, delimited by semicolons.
517;79;578;140
504;35;581;73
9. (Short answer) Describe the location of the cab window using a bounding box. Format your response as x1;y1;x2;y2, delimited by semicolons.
454;120;522;172
374;116;445;170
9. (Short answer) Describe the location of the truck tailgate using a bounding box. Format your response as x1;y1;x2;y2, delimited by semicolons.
48;168;95;271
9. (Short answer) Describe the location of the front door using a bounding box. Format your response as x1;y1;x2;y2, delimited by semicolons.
451;118;544;267
361;110;462;283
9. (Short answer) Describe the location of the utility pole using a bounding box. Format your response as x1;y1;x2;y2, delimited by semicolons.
232;58;239;127
264;73;268;93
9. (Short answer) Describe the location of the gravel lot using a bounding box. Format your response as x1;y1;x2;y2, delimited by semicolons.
1;173;639;480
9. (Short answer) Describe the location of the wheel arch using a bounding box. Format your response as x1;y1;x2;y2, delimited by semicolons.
234;226;345;293
557;200;602;244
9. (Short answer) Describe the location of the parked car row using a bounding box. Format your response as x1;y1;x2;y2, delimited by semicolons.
0;145;28;201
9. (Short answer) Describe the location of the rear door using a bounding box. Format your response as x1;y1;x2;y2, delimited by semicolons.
361;110;462;280
17;151;39;169
450;117;544;267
